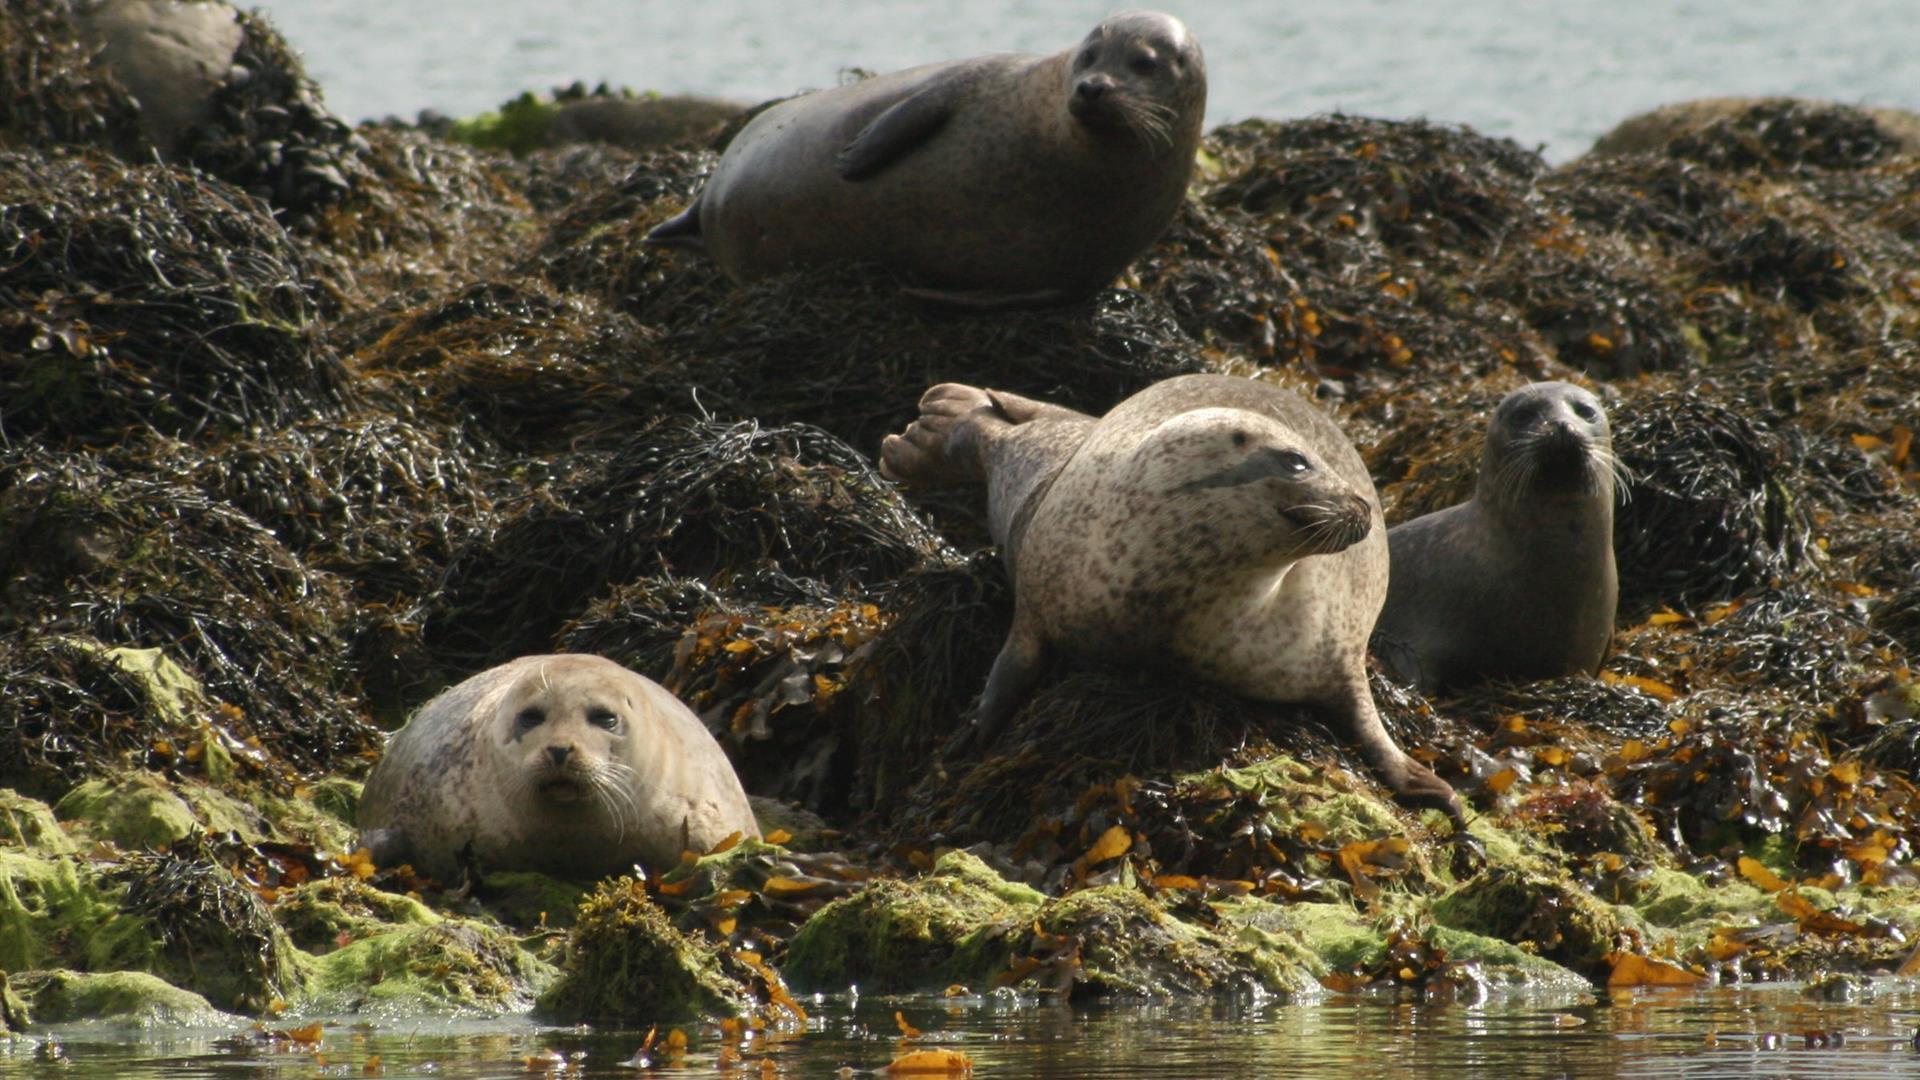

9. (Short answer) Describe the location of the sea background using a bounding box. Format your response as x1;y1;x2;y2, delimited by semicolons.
251;0;1919;163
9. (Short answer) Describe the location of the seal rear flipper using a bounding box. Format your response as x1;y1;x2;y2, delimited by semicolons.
836;80;957;180
643;198;707;251
879;383;1002;485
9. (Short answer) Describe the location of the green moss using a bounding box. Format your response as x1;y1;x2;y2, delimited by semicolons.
1239;900;1384;973
96;644;206;727
274;877;438;955
254;785;357;853
1;971;28;1032
1629;866;1770;927
53;771;268;849
1424;926;1590;989
1430;866;1625;975
310;918;556;1015
306;777;362;831
0;852;158;974
114;850;311;1014
1204;757;1409;848
535;876;744;1023
1033;885;1253;996
476;871;589;931
449;92;559;157
784;851;1039;992
8;969;227;1027
0;791;78;855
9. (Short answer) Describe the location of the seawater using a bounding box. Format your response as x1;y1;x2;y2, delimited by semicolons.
250;0;1920;162
9;984;1920;1078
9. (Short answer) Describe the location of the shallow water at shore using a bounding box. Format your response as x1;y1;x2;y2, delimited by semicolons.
12;984;1920;1079
251;0;1920;160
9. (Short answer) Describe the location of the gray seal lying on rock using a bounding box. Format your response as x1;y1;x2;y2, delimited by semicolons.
645;11;1206;308
881;374;1464;826
1373;382;1622;693
357;654;759;881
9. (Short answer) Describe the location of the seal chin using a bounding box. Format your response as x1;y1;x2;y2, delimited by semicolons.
535;775;593;805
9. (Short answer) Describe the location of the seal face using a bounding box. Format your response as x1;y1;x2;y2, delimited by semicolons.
882;373;1464;825
357;654;759;881
1373;382;1622;693
645;11;1206;307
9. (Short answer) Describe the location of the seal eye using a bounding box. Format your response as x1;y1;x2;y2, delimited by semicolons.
1572;401;1598;422
1231;431;1249;448
1275;450;1311;475
1129;56;1158;75
515;707;545;730
587;707;621;732
1078;47;1097;67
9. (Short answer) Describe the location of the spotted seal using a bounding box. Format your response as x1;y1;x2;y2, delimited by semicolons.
881;374;1464;825
357;654;760;881
645;11;1206;308
1372;382;1622;693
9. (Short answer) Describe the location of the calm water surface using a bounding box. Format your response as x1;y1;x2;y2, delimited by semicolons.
10;983;1920;1078
251;0;1920;161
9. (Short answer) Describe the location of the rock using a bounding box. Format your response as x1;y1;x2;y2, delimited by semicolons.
76;0;245;158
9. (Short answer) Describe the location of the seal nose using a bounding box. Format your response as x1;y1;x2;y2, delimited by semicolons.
1075;75;1114;102
547;745;571;767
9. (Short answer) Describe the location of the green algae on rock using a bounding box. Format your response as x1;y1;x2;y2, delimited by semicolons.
0;792;78;857
0;852;157;976
784;850;1040;993
6;969;228;1028
536;876;746;1023
113;846;309;1014
54;771;266;851
1430;865;1627;977
273;876;439;956
310;918;556;1016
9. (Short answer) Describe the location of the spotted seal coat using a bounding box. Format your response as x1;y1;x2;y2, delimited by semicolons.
645;11;1206;308
881;374;1465;824
357;654;759;881
1373;382;1622;693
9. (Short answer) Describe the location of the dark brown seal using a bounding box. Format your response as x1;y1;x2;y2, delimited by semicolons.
881;374;1464;825
357;654;759;881
645;11;1206;308
1373;382;1622;693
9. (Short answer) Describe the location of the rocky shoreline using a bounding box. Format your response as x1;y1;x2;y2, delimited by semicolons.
4;0;1920;1043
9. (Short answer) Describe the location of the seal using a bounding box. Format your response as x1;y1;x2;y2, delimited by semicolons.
1372;382;1622;693
645;11;1206;308
357;653;760;881
881;374;1464;825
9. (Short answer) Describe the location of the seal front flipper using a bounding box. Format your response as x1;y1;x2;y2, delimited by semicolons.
357;825;415;870
955;616;1049;754
1325;682;1467;831
643;193;708;252
835;78;958;181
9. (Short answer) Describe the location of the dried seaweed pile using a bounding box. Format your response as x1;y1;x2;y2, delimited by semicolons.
0;448;378;787
0;1;365;220
0;152;351;445
0;0;144;154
